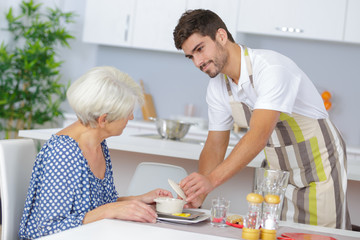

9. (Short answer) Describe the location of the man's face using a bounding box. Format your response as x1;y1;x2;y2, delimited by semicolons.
182;33;228;78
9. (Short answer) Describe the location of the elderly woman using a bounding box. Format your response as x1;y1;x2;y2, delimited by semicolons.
19;66;172;239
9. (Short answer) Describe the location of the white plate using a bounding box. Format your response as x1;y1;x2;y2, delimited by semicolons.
157;209;205;220
157;213;210;224
168;179;186;199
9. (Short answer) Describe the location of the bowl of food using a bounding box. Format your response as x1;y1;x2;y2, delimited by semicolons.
154;197;186;214
149;117;195;140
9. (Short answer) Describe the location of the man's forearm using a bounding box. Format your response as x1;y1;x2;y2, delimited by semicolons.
208;129;267;188
208;110;280;188
198;131;230;175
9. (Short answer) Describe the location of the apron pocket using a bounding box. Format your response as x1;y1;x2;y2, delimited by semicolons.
264;136;327;189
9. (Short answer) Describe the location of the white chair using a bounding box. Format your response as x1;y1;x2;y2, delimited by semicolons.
126;162;188;197
0;139;36;240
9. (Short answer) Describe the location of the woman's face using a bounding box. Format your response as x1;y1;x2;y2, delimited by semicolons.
105;113;134;136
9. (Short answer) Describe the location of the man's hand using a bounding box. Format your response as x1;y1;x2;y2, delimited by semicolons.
183;194;206;209
180;172;215;203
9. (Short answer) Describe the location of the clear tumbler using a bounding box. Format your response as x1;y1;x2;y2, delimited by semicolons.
253;168;290;218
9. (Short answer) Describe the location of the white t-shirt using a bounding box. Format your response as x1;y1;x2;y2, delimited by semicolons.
207;46;328;131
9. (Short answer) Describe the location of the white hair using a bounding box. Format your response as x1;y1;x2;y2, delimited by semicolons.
67;66;144;128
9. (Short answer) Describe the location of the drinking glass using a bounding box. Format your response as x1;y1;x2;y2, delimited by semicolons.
210;197;230;227
253;168;290;219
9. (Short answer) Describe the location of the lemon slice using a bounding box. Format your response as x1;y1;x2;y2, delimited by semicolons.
172;213;191;217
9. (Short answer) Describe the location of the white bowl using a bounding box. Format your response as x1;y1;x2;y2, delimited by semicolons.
154;197;186;214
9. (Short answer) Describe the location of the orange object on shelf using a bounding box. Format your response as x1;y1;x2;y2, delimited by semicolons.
324;100;332;110
320;90;332;111
321;90;332;101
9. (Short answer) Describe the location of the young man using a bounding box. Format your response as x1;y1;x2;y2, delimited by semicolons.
173;9;351;229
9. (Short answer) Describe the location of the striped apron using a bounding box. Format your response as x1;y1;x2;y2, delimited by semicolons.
226;46;351;230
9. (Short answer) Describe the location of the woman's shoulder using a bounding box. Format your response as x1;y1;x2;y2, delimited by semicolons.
44;134;80;151
39;135;84;165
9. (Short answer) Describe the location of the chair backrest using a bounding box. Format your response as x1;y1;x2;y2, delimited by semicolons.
0;139;36;240
126;162;188;197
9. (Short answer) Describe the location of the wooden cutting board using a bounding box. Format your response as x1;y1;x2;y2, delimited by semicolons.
140;80;157;121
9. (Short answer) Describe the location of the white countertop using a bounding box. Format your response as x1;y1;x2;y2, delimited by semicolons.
18;120;264;167
38;210;360;240
18;120;360;181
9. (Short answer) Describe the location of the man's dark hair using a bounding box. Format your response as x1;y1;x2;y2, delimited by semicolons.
173;9;235;50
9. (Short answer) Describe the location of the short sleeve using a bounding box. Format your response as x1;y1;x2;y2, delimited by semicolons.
254;65;301;114
206;77;234;131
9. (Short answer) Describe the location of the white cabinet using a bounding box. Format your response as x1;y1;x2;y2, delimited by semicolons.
132;0;186;52
237;0;347;42
344;0;360;43
82;0;136;47
133;0;240;52
83;0;186;52
82;0;240;52
186;0;239;40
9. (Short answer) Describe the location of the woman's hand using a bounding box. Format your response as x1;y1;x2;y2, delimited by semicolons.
112;200;158;223
83;199;158;224
139;188;173;204
180;172;215;203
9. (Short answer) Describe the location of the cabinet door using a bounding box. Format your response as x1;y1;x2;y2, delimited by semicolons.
237;0;346;42
344;0;360;43
132;0;187;52
82;0;136;47
186;0;239;39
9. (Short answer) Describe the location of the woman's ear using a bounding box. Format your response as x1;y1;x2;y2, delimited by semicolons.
97;114;108;128
216;28;228;45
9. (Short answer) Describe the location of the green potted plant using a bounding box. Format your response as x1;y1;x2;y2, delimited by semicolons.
0;0;75;139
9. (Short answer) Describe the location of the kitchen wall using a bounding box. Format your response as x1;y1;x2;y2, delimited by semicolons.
2;0;359;146
51;0;360;147
84;40;360;148
94;35;360;149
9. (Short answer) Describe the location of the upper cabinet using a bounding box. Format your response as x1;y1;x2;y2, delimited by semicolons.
82;0;240;53
344;0;360;43
83;0;136;47
186;0;240;39
132;0;186;52
237;0;347;42
83;0;359;52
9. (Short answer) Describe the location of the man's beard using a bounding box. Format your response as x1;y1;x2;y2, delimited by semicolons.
201;42;228;78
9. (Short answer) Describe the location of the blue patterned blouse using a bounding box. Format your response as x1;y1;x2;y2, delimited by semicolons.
19;135;119;239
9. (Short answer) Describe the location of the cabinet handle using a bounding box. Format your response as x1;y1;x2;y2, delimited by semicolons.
276;27;303;33
124;14;130;42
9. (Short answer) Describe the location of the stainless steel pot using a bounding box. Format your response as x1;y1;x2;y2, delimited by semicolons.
149;117;194;140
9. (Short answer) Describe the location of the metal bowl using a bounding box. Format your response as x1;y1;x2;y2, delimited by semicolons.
150;117;194;140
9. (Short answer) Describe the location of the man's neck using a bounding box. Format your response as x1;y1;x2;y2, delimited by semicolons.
222;43;242;84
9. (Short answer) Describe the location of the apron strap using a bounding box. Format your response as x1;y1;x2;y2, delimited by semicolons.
241;45;254;88
224;45;254;97
224;75;235;102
